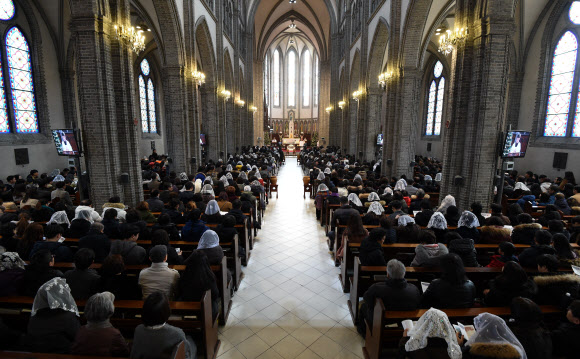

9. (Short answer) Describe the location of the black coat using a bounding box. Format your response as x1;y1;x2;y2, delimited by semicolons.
448;238;479;267
551;321;580;359
101;218;121;239
456;227;480;243
65;219;91;238
145;197;165;212
63;269;101;300
359;237;387;266
414;209;434;227
21;265;63;297
26;309;80;354
518;245;557;268
484;278;538;307
78;231;110;263
363;278;421;325
533;273;580;306
509;322;552;359
421;278;476;309
151;223;181;242
511;223;542;245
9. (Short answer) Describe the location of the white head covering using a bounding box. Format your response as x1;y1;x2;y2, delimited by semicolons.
52;175;65;182
424;175;433;182
317;184;329;193
435;173;442;182
354;174;363;183
255;172;262;180
219;175;229;187
404;308;461;359
49;169;60;177
0;252;25;271
198;230;220;250
383;187;393;196
32;278;79;317
368;202;385;216
326;161;332;167
194;178;203;193
347;193;363;207
239;172;248;181
394;179;407;191
226;173;234;181
201;184;215;197
47;211;70;226
324;168;331;175
368;192;380;202
205;200;220;215
317;172;326;181
427;212;447;230
75;209;94;224
437;195;456;214
458;211;480;228
179;172;189;181
514;182;530;192
237;161;243;165
244;185;252;192
226;164;233;172
467;313;527;359
398;215;415;227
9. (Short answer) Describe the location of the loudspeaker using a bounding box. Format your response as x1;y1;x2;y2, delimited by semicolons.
120;173;129;184
454;175;464;186
427;143;432;152
386;159;393;166
553;152;568;169
150;141;155;150
495;175;502;187
14;148;29;165
190;157;196;166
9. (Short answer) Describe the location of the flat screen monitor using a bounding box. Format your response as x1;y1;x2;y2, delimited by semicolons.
52;129;81;156
502;131;530;158
200;134;207;146
377;134;384;146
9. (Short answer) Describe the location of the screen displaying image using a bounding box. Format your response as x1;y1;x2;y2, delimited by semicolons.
200;134;207;146
52;129;80;156
502;131;530;158
377;134;384;146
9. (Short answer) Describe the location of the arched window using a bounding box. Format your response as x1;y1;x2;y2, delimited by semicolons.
302;49;310;107
264;53;269;106
273;49;280;107
139;58;157;133
425;60;445;136
0;12;39;134
313;53;319;106
287;49;296;107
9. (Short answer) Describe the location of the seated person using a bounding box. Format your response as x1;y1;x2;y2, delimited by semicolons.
480;216;512;244
359;228;388;266
518;229;556;268
456;210;481;243
130;292;197;359
66;209;93;238
427;212;448;243
421;253;476;309
447;232;479;267
146;189;165;212
509;297;552;359
413;199;434;227
26;278;80;354
486;203;511;225
553;233;580;265
549;219;571;240
462;313;526;359
411;230;449;267
197;229;226;265
162;199;185;225
151;213;181;242
178;251;220;319
201;199;222;224
533;254;580;306
396;215;421;243
150;229;183;265
358;259;420;336
29;224;73;262
511;213;541;245
101;208;122;239
138;245;180;300
109;224;147;265
487;241;519;268
78;223;110;263
136;201;157;224
444;205;460;227
337;213;368;259
181;209;209;242
216;192;232;212
63;248;101;300
101;196;126;222
483;261;537;306
0;252;26;297
551;300;580;359
71;292;129;357
21;249;63;297
99;254;140;300
227;199;247;224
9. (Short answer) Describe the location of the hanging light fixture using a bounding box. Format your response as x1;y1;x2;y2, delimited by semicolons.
289;20;296;29
114;24;146;54
325;106;333;113
352;90;364;102
236;99;245;107
192;70;206;86
438;27;468;55
378;71;393;89
220;89;231;100
338;101;346;109
250;106;258;113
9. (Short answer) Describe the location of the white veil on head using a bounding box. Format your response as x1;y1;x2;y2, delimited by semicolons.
354;174;363;183
368;192;380;202
405;308;461;359
47;211;70;226
201;184;215;197
458;211;480;228
317;184;329;193
514;182;530;192
226;164;233;172
52;175;65;182
239;172;248;181
368;202;385;216
205;200;220;215
179;172;189;181
75;209;94;224
437;195;456;214
198;230;220;249
32;277;79;317
383;187;393;196
427;212;448;230
467;313;527;359
347;193;363;207
394;179;408;191
243;185;252;192
398;215;415;227
219;175;229;186
317;172;326;181
324;168;331;175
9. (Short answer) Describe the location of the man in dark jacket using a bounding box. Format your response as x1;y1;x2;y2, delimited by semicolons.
63;248;101;300
78;223;110;263
178;182;196;204
358;259;421;336
145;189;165;212
328;196;359;248
109;224;146;265
29;224;73;263
21;249;63;297
359;228;388;266
227;199;247;224
181;209;209;242
518;230;556;268
551;300;580;359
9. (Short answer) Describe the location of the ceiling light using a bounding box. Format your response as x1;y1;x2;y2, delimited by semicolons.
289;20;296;29
289;0;297;3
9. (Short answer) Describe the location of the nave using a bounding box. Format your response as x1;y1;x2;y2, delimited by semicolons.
217;157;364;359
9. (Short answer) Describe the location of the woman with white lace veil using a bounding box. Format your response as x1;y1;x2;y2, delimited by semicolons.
201;200;222;224
47;210;70;228
401;307;462;359
427;212;449;243
347;193;364;213
394;178;408;192
457;211;481;243
464;312;527;359
367;202;385;216
437;195;457;215
201;184;215;203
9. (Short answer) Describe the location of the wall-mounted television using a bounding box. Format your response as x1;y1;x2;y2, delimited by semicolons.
52;129;81;157
200;134;207;146
377;134;384;146
502;131;531;158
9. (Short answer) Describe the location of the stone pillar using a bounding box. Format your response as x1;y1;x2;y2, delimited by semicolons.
319;60;331;146
349;99;358;154
365;87;383;161
201;85;219;161
161;66;188;171
440;0;516;210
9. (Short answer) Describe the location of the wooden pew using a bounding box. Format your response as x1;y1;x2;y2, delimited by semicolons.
207;219;251;266
363;298;561;359
337;225;380;292
48;256;232;324
0;290;220;359
347;256;571;324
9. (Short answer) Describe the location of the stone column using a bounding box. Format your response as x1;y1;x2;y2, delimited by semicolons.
201;85;219;161
348;99;358;154
161;66;188;171
365;87;383;161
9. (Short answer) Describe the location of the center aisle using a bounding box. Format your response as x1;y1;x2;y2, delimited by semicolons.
217;157;365;359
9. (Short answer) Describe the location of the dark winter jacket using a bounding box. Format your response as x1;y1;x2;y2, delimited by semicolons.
359;237;387;266
362;278;421;326
421;278;476;309
484;277;537;307
78;230;110;263
533;273;580;306
109;240;146;265
448;238;479;267
518;245;557;268
511;223;542;245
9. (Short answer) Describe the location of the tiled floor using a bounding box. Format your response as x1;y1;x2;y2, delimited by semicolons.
217;157;365;359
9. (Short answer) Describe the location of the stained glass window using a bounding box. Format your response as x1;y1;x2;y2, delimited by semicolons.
571;2;580;25
544;31;577;137
302;49;310;107
140;58;150;76
0;0;14;21
313;54;319;106
288;50;296;107
273;49;280;107
435;77;445;135
139;75;148;132
425;81;436;135
264;53;269;106
147;79;156;133
6;27;38;133
434;61;443;78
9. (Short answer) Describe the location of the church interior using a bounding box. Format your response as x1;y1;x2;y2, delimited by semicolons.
1;0;580;358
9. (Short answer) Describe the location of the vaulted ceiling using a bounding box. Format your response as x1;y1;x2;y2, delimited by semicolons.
247;0;337;60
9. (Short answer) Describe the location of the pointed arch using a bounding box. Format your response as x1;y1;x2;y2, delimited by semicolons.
301;47;311;107
287;47;297;107
367;18;390;86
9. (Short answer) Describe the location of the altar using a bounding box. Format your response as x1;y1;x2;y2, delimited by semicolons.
282;138;299;145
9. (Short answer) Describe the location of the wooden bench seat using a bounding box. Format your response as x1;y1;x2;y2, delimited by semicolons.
363;298;561;359
206;219;251;266
0;290;220;359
